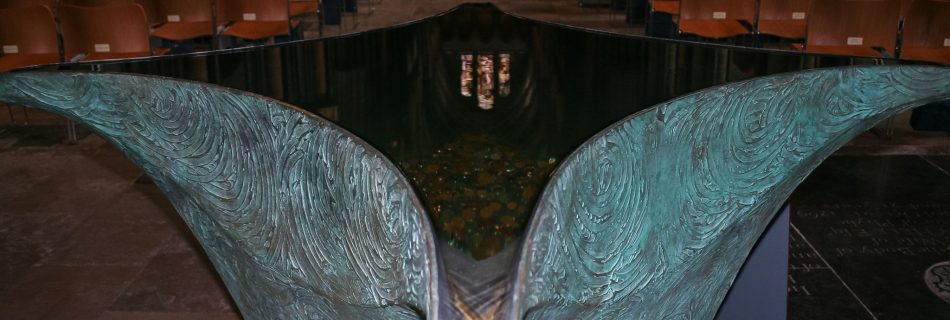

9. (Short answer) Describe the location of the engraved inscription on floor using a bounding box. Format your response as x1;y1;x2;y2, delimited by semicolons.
789;156;950;320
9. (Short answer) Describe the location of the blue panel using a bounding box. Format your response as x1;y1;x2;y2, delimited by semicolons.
717;204;790;320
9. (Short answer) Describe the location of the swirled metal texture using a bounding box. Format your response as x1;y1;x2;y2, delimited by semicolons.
2;67;948;320
0;72;440;320
510;66;950;319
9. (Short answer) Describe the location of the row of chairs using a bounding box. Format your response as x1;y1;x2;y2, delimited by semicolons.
651;0;950;64
0;0;320;72
1;1;320;37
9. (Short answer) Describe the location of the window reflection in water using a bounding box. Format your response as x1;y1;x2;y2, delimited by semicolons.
477;54;494;110
460;54;473;97
498;53;510;97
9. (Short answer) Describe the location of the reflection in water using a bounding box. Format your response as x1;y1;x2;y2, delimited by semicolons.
401;134;555;259
460;54;473;97
499;53;511;97
477;54;494;110
465;53;512;109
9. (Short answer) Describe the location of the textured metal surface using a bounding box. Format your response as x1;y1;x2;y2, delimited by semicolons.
0;72;441;320
1;66;948;319
510;66;950;319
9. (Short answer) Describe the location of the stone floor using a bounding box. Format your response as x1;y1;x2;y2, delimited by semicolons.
0;121;241;319
2;106;949;319
789;156;950;320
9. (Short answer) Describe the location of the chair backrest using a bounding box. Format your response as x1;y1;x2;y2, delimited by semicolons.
0;0;54;7
759;0;812;21
807;0;901;52
900;0;914;18
60;0;133;6
218;0;289;23
134;0;159;25
154;0;212;23
58;4;150;58
60;0;159;25
216;0;235;24
902;0;950;49
0;5;59;56
680;0;756;22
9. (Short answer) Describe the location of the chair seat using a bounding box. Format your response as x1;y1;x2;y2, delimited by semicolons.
757;20;806;39
652;1;679;14
152;21;214;41
290;1;319;17
804;45;882;58
153;47;171;56
0;53;60;72
83;51;152;62
222;21;294;40
678;19;751;39
900;47;950;65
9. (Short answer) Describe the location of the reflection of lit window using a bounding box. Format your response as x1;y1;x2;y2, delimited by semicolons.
460;54;473;97
498;53;510;97
459;52;512;109
477;54;494;110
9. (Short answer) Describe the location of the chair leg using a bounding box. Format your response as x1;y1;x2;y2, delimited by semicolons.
19;105;29;125
4;103;14;123
352;1;361;30
66;119;78;144
869;116;896;140
338;0;345;34
883;116;895;139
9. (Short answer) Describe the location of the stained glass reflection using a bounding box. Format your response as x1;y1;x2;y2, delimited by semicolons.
461;54;473;97
498;53;510;97
477;54;494;110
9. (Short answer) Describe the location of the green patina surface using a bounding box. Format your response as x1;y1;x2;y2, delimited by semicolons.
1;65;947;319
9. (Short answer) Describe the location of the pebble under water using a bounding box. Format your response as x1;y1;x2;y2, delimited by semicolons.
400;133;557;260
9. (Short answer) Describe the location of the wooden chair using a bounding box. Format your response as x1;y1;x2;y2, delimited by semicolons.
60;0;132;4
652;0;679;15
58;4;160;61
804;0;901;57
0;0;54;7
0;5;60;72
151;0;214;41
136;0;160;26
289;0;319;17
757;0;812;39
218;0;297;41
648;0;680;38
678;0;756;39
900;0;950;64
900;0;914;18
60;0;161;26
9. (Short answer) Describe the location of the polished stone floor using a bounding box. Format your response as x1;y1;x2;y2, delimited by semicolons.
0;125;241;319
1;111;949;319
788;156;950;320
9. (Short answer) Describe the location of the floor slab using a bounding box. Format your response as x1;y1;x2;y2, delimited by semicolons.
109;223;237;314
0;265;142;320
789;156;950;319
